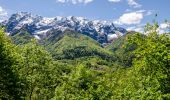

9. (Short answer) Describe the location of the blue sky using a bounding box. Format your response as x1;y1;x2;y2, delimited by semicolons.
0;0;170;32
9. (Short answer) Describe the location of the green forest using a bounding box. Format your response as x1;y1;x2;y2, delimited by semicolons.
0;23;170;100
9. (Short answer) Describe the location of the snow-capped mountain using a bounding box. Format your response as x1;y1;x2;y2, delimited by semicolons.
2;12;127;44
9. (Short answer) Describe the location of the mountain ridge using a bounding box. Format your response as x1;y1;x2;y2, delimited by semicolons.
1;12;127;44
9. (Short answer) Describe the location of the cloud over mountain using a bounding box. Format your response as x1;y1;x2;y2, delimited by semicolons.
114;11;143;25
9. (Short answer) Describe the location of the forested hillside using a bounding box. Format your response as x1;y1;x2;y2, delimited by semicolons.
0;23;170;99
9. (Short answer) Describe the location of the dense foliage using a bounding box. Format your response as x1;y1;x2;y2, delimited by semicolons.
0;23;170;99
0;28;26;99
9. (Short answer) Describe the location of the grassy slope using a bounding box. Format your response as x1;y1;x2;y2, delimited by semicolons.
43;30;116;61
43;30;122;69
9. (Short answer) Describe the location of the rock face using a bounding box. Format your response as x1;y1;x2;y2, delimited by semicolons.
2;12;127;44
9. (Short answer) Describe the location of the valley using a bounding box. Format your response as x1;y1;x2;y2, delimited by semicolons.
0;2;170;99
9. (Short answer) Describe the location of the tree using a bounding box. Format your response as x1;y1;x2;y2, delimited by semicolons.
55;64;117;99
0;28;26;99
119;23;170;99
19;39;60;99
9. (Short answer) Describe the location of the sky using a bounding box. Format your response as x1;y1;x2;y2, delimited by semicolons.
0;0;170;32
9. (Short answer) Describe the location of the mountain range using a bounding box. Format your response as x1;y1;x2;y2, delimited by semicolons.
1;12;127;44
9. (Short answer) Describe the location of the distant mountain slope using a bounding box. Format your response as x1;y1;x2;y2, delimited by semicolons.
106;32;137;67
10;28;34;45
44;30;116;60
2;12;127;44
8;28;119;68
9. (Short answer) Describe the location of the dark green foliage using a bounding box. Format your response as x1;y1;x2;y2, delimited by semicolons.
55;65;116;100
18;40;64;99
112;23;170;99
0;28;26;99
127;31;170;98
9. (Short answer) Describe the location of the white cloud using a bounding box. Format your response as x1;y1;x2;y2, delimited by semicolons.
114;11;143;25
160;22;170;29
127;26;143;32
158;22;170;33
0;6;7;16
135;10;145;13
125;9;153;16
108;0;121;3
127;0;141;8
0;6;8;22
56;0;93;4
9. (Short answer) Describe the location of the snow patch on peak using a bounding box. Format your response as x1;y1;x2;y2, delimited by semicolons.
34;35;41;40
34;29;51;35
77;17;87;21
21;18;34;24
41;17;55;24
